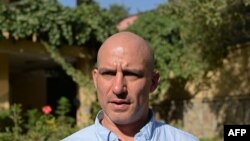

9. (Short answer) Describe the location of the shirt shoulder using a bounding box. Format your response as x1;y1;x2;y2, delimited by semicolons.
152;120;199;141
61;125;97;141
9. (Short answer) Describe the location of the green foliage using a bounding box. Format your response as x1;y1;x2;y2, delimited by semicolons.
56;97;71;117
77;0;96;5
179;0;250;68
42;41;88;86
0;0;127;86
6;104;23;141
0;97;78;141
128;0;250;102
107;4;129;22
0;0;119;46
90;97;101;120
128;3;205;100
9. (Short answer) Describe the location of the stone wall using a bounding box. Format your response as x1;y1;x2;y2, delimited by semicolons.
0;54;9;110
183;97;250;138
184;44;250;138
155;44;250;139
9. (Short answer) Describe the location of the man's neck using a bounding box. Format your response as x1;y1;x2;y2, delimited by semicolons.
101;112;149;141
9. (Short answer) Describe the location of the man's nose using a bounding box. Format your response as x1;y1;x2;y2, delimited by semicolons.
112;72;127;95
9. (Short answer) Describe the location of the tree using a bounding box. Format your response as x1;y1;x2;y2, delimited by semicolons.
77;0;95;5
128;0;250;103
108;4;129;22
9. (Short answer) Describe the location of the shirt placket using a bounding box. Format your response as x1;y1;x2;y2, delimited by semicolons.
134;132;148;141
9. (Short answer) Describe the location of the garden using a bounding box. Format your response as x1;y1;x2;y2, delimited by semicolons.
0;0;250;140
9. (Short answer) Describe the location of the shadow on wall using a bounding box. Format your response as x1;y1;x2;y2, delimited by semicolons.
152;45;250;139
205;45;250;137
152;78;194;127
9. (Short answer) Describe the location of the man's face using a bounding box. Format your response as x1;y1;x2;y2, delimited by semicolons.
92;43;158;125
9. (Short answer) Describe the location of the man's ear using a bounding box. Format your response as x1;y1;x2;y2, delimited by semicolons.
92;69;98;89
150;71;160;92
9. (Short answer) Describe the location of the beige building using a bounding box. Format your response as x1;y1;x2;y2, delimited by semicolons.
0;39;95;121
0;0;99;127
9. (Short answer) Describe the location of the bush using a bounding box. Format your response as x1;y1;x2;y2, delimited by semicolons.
200;137;220;141
0;97;79;141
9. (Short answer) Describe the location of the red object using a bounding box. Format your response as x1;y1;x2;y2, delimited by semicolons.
42;105;52;114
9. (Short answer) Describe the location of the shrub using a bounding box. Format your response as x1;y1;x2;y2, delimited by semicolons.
0;97;79;141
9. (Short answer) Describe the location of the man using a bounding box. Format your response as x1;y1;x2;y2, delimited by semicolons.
63;32;199;141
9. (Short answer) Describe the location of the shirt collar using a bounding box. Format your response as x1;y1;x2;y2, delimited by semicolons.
94;110;155;140
94;111;118;141
137;110;154;140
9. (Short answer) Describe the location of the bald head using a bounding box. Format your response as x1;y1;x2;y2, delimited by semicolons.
97;32;155;71
92;32;160;128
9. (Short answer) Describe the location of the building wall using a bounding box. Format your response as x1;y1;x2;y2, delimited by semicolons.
0;39;95;126
0;53;9;110
11;70;47;110
183;45;250;138
183;97;250;138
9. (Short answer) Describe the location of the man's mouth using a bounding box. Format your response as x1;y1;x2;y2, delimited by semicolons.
109;100;130;111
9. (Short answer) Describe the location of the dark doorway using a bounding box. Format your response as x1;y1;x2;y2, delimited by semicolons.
46;68;77;119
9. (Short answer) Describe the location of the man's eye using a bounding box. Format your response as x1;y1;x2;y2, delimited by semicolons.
100;72;116;79
125;72;137;76
102;72;116;76
124;72;140;79
100;72;115;80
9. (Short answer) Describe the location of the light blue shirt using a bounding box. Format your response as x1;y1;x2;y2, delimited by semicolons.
62;111;199;141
